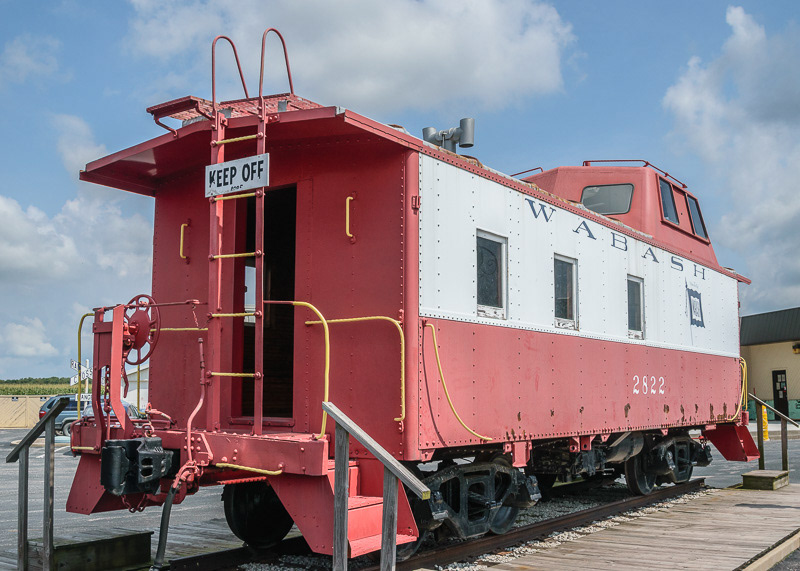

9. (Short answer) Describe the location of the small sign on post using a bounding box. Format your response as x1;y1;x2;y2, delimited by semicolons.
69;359;92;385
205;153;269;197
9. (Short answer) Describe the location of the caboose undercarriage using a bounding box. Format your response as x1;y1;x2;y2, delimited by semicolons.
67;30;758;561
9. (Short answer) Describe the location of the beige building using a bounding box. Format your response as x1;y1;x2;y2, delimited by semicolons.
741;307;800;420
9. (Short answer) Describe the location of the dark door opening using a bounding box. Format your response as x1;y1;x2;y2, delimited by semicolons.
772;370;789;419
242;186;296;419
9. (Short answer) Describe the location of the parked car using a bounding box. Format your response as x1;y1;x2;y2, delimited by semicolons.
39;395;143;436
38;394;84;436
79;401;143;420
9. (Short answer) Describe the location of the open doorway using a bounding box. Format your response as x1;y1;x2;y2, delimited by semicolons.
772;370;789;419
241;186;296;419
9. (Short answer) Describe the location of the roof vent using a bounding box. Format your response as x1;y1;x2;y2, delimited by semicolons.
422;118;474;153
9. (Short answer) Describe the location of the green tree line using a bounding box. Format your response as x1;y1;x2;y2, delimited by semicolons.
0;377;71;384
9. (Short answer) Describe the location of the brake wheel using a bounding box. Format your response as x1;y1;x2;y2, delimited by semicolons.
124;294;161;365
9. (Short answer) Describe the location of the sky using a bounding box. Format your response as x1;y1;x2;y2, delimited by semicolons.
0;1;798;379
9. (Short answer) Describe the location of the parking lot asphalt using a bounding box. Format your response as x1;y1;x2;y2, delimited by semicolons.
0;428;224;553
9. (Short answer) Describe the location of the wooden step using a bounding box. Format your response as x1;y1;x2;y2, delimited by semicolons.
346;495;385;541
348;495;383;509
742;469;790;490
26;529;151;571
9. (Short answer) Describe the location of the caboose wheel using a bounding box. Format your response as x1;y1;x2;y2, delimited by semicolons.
222;482;293;549
624;453;656;495
487;457;520;534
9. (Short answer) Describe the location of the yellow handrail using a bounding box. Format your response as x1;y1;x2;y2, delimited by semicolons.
425;323;492;441
216;462;283;476
720;357;748;423
345;196;354;239
76;312;94;419
210;312;256;318
267;300;331;439
211;372;256;378
735;357;748;420
161;327;209;332
179;223;189;259
210;252;257;260
306;315;406;422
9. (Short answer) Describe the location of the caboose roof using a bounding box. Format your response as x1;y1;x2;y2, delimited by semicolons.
80;93;748;284
79;93;468;196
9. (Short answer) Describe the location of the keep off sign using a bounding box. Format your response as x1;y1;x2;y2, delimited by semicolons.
205;153;269;197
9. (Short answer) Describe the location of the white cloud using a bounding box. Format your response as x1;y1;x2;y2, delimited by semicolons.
125;0;575;115
0;34;60;87
0;195;80;282
0;318;59;358
663;6;800;313
0;113;153;377
0;115;151;287
53;114;108;179
56;193;153;279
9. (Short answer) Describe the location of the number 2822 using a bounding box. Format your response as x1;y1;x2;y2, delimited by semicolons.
633;375;665;395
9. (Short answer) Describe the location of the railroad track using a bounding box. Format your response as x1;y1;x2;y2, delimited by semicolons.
364;478;706;571
165;479;705;570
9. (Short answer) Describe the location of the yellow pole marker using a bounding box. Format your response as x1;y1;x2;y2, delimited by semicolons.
763;405;770;442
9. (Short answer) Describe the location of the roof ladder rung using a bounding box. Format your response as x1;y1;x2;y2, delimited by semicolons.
211;133;263;147
212;191;258;202
210;251;260;260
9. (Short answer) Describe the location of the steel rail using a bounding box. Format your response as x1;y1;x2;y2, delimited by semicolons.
367;478;706;571
150;478;705;570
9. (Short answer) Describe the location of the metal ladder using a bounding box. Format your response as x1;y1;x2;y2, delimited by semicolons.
205;31;294;435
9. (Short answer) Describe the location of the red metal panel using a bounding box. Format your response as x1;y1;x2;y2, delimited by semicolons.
66;454;150;514
108;305;132;438
703;423;760;461
285;139;409;455
402;150;421;458
149;175;211;429
417;317;743;449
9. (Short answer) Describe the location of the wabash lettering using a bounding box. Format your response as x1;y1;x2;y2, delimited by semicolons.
524;197;706;279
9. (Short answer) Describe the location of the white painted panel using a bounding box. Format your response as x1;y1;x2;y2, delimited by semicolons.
418;155;740;358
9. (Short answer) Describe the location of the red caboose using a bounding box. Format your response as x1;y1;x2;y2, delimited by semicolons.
68;32;757;559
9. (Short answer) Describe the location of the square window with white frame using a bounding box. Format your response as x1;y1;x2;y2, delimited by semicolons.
627;275;644;339
476;231;507;319
554;255;577;329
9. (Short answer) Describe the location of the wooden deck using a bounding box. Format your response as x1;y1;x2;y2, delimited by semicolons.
492;485;800;570
0;517;249;570
3;486;800;569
